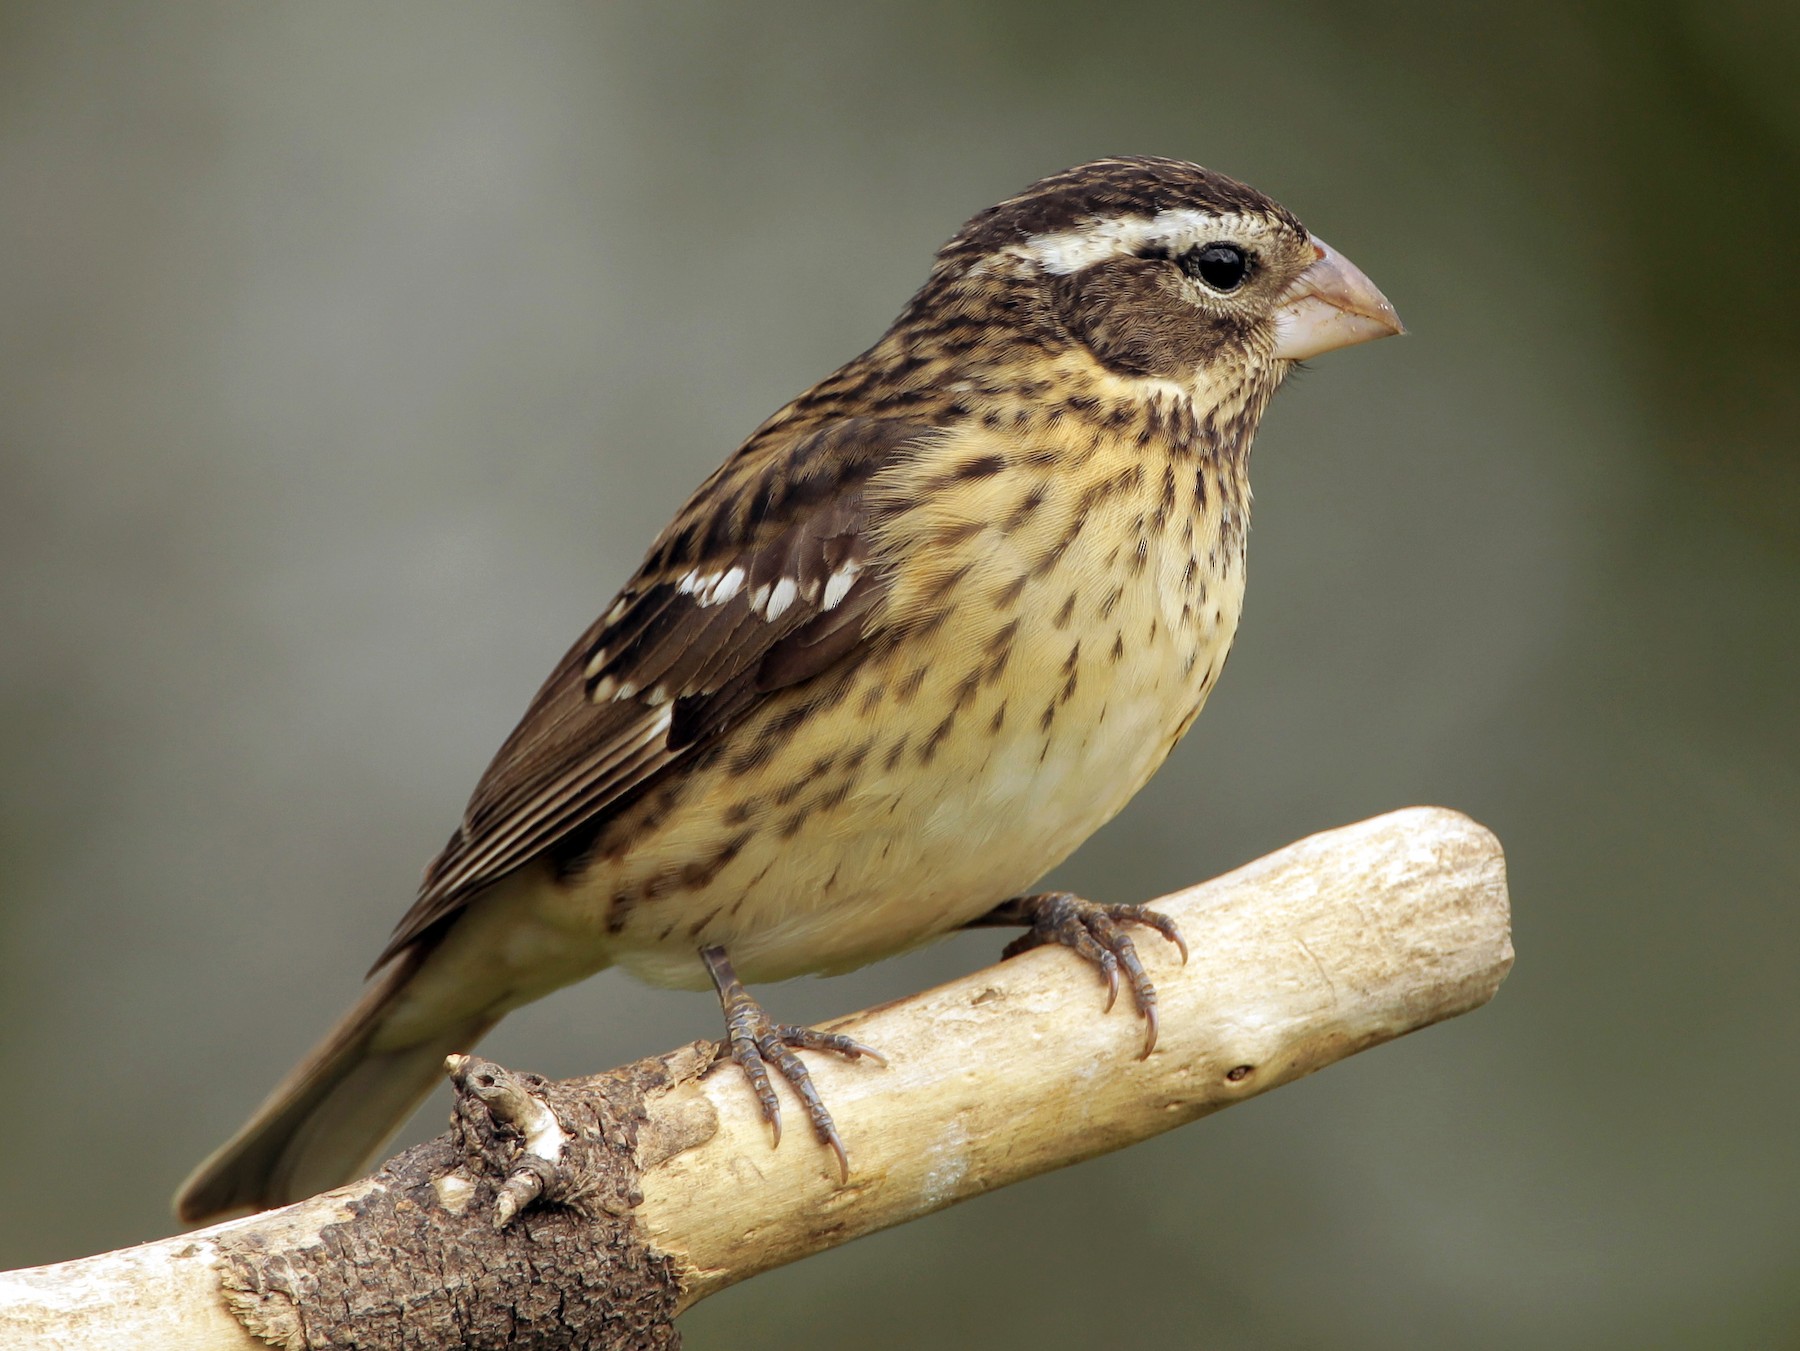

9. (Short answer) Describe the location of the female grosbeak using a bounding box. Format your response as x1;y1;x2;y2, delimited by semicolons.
179;156;1401;1220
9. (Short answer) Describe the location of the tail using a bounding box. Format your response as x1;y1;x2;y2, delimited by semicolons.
174;948;498;1223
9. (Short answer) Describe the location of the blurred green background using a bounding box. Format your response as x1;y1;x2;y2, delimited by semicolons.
3;3;1797;1347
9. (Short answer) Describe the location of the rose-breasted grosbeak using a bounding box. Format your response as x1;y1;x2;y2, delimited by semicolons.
177;157;1401;1221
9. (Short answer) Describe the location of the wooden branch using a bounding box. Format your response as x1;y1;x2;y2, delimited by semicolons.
0;807;1512;1350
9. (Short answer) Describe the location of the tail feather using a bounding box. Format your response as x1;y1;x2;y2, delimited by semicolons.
175;949;496;1223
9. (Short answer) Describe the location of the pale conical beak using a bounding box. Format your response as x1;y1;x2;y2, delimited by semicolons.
1270;236;1405;361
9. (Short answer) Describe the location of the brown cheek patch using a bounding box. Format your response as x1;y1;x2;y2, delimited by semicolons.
1051;258;1250;379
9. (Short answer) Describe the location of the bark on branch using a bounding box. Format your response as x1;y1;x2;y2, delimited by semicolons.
0;806;1512;1350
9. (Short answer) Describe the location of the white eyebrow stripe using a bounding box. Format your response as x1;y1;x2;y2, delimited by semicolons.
1005;207;1237;276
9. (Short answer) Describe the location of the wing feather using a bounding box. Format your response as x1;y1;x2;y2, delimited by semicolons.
371;416;925;968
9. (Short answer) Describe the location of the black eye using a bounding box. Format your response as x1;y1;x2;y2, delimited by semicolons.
1181;242;1251;292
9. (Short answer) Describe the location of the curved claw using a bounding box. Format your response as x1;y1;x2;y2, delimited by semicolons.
1142;910;1189;964
700;944;883;1182
994;893;1186;1058
781;1024;889;1068
821;1124;850;1184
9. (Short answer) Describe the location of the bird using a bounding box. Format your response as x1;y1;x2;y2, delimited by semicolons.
176;156;1402;1222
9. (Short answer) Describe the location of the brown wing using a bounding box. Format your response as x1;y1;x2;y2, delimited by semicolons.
371;416;924;969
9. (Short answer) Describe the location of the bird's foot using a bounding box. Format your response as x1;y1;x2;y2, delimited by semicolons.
983;892;1188;1057
699;944;886;1182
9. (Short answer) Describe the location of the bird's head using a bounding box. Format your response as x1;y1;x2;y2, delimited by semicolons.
922;157;1402;401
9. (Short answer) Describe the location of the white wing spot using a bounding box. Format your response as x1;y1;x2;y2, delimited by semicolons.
678;565;746;607
764;577;799;621
707;566;745;605
822;560;863;610
590;674;618;702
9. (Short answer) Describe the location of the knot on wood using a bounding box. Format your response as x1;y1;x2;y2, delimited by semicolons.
445;1055;592;1228
217;1056;685;1351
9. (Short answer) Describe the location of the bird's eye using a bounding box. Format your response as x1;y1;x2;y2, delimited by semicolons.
1181;243;1251;292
